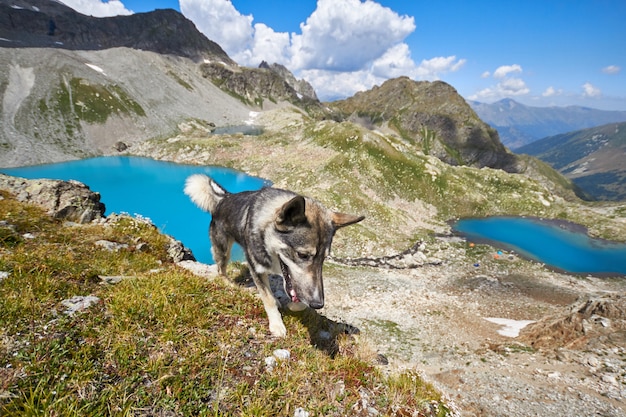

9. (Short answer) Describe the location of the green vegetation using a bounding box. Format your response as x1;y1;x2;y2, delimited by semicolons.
166;70;194;91
52;77;145;124
0;191;450;416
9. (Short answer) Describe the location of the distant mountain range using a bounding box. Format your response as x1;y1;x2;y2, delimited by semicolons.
517;122;626;201
469;99;626;150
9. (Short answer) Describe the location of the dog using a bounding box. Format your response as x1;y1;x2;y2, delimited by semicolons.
184;174;364;337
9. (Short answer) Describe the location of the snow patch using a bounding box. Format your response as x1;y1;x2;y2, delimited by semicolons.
245;111;259;125
484;317;536;337
85;63;105;75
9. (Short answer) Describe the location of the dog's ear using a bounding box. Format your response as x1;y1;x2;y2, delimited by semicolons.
332;212;365;229
276;196;307;231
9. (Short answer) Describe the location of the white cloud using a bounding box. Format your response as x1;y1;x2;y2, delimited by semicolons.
602;65;621;74
582;82;601;97
542;86;562;97
233;23;291;66
289;0;415;71
60;0;132;16
469;77;529;101
493;64;522;79
470;64;529;102
180;0;465;101
180;0;254;58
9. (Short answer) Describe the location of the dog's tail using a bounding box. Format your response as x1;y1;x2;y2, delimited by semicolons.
184;174;229;214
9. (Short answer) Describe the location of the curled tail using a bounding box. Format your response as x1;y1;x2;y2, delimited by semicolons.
184;174;228;214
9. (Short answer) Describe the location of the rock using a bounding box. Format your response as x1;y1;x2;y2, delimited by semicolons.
0;174;105;224
264;356;277;371
0;271;9;282
166;237;196;262
114;141;128;152
273;349;291;361
95;240;129;252
61;295;101;315
293;408;310;417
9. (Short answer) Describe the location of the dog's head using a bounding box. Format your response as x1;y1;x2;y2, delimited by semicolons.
274;195;364;310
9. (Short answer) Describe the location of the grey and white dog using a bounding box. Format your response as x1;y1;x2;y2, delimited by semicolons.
184;174;364;337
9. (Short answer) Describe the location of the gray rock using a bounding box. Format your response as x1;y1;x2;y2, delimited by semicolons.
0;174;105;223
61;295;101;315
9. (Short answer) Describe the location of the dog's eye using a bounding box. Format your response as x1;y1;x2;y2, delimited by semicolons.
297;252;312;261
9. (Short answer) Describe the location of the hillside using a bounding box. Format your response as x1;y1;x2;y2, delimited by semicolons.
2;3;626;415
518;122;626;201
469;98;626;149
331;78;521;173
0;0;232;62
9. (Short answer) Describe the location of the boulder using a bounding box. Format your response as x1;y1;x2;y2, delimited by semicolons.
0;174;105;223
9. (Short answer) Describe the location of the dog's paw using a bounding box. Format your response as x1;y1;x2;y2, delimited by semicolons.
269;321;287;338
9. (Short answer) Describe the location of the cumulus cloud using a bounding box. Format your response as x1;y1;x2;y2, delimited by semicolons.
179;0;465;100
542;86;562;97
60;0;132;17
493;64;522;79
289;0;415;71
470;64;529;101
602;65;621;74
180;0;254;58
582;82;601;97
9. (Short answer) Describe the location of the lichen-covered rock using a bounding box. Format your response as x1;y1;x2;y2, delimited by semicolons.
0;174;105;223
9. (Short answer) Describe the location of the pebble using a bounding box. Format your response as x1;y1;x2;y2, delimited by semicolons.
293;408;309;417
61;295;101;315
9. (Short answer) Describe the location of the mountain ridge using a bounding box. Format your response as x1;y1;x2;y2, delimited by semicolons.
0;0;232;63
469;98;626;149
517;121;626;201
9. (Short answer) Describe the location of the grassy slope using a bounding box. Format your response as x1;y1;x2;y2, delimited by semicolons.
0;190;449;416
131;108;626;251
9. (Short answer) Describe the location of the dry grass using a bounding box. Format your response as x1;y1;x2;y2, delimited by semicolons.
0;191;450;416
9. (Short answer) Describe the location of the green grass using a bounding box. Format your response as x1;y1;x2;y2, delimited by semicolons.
0;191;450;416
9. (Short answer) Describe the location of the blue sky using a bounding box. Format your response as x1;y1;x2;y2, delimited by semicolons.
61;0;625;110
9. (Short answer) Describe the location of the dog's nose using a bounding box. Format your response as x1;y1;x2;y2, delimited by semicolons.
309;301;324;309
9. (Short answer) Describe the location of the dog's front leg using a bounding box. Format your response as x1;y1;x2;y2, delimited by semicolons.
252;272;287;337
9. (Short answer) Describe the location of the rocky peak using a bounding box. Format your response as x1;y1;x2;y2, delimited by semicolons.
201;61;326;116
0;0;233;63
331;77;522;173
259;61;318;101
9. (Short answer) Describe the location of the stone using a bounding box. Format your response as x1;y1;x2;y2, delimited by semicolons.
61;295;101;315
0;174;105;224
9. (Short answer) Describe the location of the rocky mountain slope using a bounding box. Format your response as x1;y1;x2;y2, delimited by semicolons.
470;98;626;149
518;122;626;201
331;78;521;173
0;0;231;62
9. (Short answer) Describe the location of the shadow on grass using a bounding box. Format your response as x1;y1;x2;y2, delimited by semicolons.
230;263;360;356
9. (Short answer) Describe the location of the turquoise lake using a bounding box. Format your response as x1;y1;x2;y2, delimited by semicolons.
1;156;269;264
453;216;626;276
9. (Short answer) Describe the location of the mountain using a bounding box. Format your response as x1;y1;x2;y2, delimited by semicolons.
0;0;584;203
517;122;626;201
0;0;232;63
469;98;626;150
331;77;521;173
0;0;326;168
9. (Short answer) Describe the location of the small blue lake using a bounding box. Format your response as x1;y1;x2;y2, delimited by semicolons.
1;156;270;264
453;216;626;276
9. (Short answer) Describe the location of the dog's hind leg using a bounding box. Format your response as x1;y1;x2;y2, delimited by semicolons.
210;227;233;276
252;272;287;337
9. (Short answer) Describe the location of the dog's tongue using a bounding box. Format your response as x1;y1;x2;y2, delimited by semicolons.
289;289;300;303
